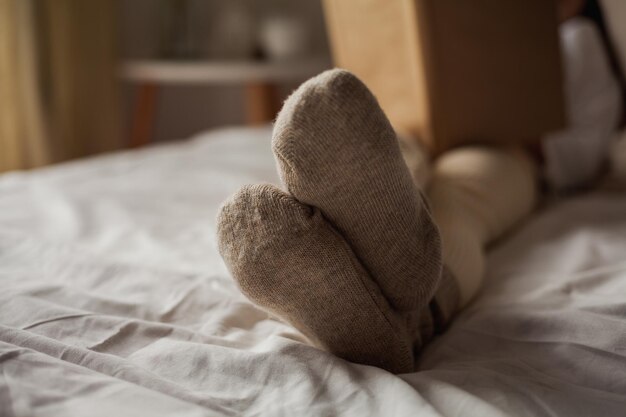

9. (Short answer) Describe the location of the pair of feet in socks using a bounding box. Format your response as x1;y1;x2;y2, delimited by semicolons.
217;69;456;374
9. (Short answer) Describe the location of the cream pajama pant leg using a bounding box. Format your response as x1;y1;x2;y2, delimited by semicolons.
421;17;622;306
426;147;538;306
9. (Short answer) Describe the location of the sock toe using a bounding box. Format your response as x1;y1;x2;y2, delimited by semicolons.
273;69;397;184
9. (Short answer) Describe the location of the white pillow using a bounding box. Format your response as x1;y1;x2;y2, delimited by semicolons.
542;18;622;190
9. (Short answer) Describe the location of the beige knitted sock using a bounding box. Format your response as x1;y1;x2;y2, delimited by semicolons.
272;69;442;312
218;69;462;372
217;184;419;373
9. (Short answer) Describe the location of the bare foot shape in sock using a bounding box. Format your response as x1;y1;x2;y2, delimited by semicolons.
218;70;448;373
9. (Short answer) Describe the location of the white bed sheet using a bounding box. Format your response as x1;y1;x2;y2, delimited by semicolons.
1;126;625;416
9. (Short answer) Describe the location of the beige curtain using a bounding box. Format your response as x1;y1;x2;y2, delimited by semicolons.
0;0;122;173
0;0;49;171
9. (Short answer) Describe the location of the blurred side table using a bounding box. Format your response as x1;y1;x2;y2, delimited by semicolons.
119;57;331;147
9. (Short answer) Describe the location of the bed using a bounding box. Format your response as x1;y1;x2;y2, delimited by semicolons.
1;126;626;416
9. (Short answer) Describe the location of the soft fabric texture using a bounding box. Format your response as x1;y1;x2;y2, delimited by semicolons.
218;69;537;372
272;70;442;311
272;69;443;313
542;18;622;190
2;126;626;416
218;70;459;373
397;137;538;306
398;132;432;190
217;183;422;374
425;147;538;305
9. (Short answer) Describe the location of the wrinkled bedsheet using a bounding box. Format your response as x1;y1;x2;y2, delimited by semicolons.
1;127;625;416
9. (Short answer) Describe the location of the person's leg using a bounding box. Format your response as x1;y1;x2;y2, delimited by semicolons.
218;69;448;373
426;147;538;305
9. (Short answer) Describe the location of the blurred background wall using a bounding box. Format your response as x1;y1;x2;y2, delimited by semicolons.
119;0;331;143
0;0;330;173
4;0;625;173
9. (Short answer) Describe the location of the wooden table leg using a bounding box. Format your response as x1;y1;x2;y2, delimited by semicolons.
129;82;158;148
245;82;280;125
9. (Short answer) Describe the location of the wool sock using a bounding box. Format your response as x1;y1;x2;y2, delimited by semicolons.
272;69;442;312
217;184;420;373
